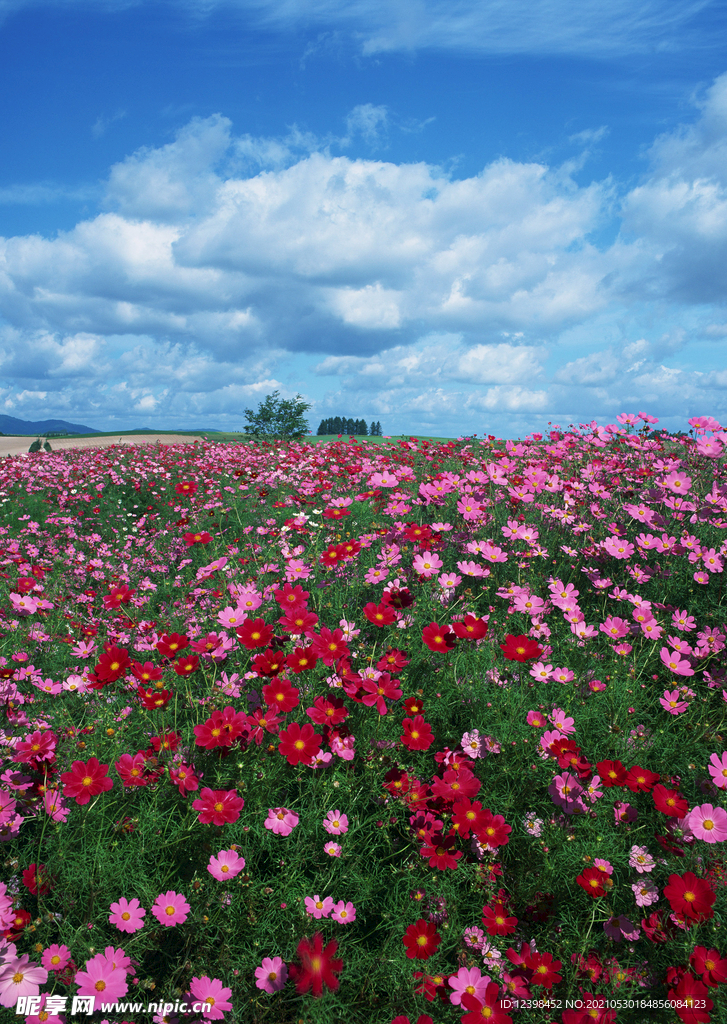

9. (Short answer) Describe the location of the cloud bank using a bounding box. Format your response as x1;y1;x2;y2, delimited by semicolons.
1;75;727;433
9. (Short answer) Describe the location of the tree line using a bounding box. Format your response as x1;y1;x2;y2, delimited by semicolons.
317;417;382;436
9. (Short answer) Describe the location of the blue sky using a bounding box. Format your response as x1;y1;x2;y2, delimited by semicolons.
1;0;727;436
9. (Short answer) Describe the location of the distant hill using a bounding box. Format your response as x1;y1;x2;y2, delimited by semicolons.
0;414;100;436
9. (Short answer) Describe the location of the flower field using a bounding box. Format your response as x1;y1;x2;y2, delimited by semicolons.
0;414;726;1024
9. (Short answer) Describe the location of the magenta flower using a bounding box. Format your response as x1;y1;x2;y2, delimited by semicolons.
688;803;727;843
109;897;146;933
322;810;349;835
305;895;334;919
603;914;640;942
74;955;128;1000
448;965;492;1006
0;954;48;1008
614;801;637;824
208;849;245;881
192;788;244;826
331;900;356;924
151;890;190;927
254;956;288;994
189;976;233;1020
660;689;689;714
264;808;299;836
659;648;694;676
708;751;727;790
41;944;71;972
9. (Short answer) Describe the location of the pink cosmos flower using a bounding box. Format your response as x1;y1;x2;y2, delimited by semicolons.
632;881;659;907
0;954;48;1007
324;841;342;857
305;895;334;919
549;708;575;733
448;965;491;1006
208;849;245;881
41;944;71;972
412;551;443;578
43;789;70;823
151;890;190;927
628;845;655;873
660;648;694;677
109;897;146;933
74;956;128;1001
189;976;233;1020
264;808;299;836
322;810;349;835
331;900;356;924
254;956;287;994
708;751;727;789
688;804;727;843
461;729;483;758
660;689;689;714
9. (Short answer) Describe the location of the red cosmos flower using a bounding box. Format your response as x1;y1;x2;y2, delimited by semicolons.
596;759;628;788
175;481;198;496
274;582;310;609
169;764;199;793
653;784;689;817
306;695;348;726
404;523;432;543
338;538;361;560
663;871;716;922
420;834;462;870
382;587;414;610
173;654;199;676
320;545;344;568
361;674;403;715
412;972;448;1003
402;695;425;716
377;647;410;670
524;950;562;989
102;585;136;609
194;706;248;748
252;648;287;676
383;767;410;796
641;909;675;944
576;867;610;898
624;765;660;793
5;908;32;937
285;647;318;674
262;677;300;712
22;863;52;895
670;974;713;1023
309;627;350;666
451;615;489;640
247;707;284;745
401;716;435;751
431;768;481;803
156;633;189;658
475;809;512;850
421;622;455;653
363;602;398;627
16;576;38;594
278;608;320;634
138;686;173;709
499;634;543;662
151;731;181;753
691;946;727;987
236;618;274;650
94;645;131;682
451;798;486;838
192;788;244;826
461;986;514;1024
131;661;163;684
183;531;212;546
289;932;342;997
60;757;113;805
115;752;150;788
403;919;442;960
482;901;517;936
12;730;56;765
323;507;349;520
278;722;322;765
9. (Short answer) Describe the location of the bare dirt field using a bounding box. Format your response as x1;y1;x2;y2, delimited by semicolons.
0;434;204;458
